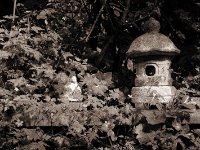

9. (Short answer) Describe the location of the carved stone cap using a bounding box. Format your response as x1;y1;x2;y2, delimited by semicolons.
126;32;180;58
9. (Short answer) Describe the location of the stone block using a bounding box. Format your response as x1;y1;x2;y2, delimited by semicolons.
131;85;177;103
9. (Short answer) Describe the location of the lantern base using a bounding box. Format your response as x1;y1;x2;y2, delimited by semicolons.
131;85;177;104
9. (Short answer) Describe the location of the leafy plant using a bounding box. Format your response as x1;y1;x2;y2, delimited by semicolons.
0;0;199;149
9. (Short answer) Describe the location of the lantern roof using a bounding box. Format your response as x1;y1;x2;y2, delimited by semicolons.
126;32;180;58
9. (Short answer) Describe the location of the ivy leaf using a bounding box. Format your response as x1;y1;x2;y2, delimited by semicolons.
91;84;107;96
114;9;121;17
15;119;23;127
96;71;113;86
172;120;182;131
82;73;108;96
0;28;5;33
0;87;12;98
56;72;69;83
101;121;117;141
20;44;42;61
135;124;156;145
86;128;98;143
51;136;69;147
13;95;32;107
86;95;106;108
105;106;119;116
123;104;135;115
70;120;86;134
32;63;56;79
141;110;166;125
33;94;43;101
59;115;70;126
8;77;28;87
37;8;56;20
31;26;44;33
22;129;42;141
108;88;120;100
27;141;47;150
0;50;12;60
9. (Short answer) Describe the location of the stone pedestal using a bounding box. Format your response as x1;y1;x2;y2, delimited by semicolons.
132;85;177;104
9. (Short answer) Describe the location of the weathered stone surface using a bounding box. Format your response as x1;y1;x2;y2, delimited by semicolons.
135;75;173;86
126;32;180;58
143;17;161;33
134;58;173;86
132;86;177;103
62;76;83;102
127;19;180;104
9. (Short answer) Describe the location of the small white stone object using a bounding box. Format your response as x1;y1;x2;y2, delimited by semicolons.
63;76;83;102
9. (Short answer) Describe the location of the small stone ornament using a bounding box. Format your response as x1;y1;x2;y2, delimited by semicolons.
62;76;83;102
126;18;180;104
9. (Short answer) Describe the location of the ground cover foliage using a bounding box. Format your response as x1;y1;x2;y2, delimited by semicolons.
0;0;200;149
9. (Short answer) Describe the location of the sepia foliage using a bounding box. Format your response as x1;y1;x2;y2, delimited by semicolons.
0;0;199;149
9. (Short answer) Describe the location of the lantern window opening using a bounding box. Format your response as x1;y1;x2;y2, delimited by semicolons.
144;64;158;76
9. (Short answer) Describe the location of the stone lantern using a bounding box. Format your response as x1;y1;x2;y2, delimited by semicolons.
127;18;180;105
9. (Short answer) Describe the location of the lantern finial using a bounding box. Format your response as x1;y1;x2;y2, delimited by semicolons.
143;17;160;33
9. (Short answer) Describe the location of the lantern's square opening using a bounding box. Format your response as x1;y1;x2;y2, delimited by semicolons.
145;65;156;76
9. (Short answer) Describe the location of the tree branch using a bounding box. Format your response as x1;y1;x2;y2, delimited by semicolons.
13;0;17;22
121;0;130;24
85;5;105;42
95;0;131;66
